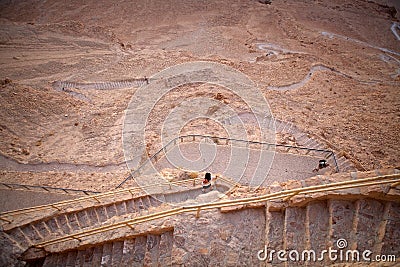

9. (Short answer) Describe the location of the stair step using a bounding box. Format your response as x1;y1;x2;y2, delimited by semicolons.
136;198;146;215
338;160;351;167
106;204;118;219
296;135;309;145
96;206;109;223
340;162;355;170
65;250;78;267
86;207;100;226
45;218;63;236
132;235;147;266
141;196;151;209
285;125;297;135
323;151;332;158
149;196;161;207
66;213;81;232
306;139;319;148
336;157;347;165
329;200;355;248
342;165;357;172
7;227;32;248
307;201;329;252
276;120;287;132
56;252;69;267
265;207;285;264
125;199;137;214
121;238;136;265
101;242;113;267
21;224;43;244
355;199;385;252
57;215;73;235
42;253;59;267
32;221;51;239
76;210;91;229
284;207;306;266
115;201;127;216
244;210;267;266
158;231;173;266
75;249;86;266
144;234;161;266
111;241;124;266
381;202;400;256
90;245;103;266
80;247;95;267
140;196;150;211
313;143;325;150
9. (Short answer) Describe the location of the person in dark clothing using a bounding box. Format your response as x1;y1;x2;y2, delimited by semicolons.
313;159;329;172
202;172;212;192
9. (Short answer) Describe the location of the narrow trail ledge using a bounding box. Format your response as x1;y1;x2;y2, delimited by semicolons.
0;154;128;173
266;63;398;91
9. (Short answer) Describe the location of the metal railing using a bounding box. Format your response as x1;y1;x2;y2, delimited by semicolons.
0;175;236;225
0;182;100;195
117;134;339;188
0;134;338;222
32;173;400;249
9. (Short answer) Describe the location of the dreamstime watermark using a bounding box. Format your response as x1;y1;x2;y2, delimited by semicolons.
257;238;396;263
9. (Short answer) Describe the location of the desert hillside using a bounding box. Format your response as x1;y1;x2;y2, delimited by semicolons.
0;0;399;192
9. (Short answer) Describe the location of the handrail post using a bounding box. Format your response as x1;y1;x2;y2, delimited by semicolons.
92;196;101;203
196;207;201;218
25;174;400;250
50;205;62;211
70;236;82;242
128;189;135;197
390;181;400;188
1;183;12;189
0;217;12;223
41;186;50;192
125;223;135;230
330;152;340;173
283;192;300;202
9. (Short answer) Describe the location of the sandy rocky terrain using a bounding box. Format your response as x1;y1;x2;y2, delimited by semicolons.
0;0;399;193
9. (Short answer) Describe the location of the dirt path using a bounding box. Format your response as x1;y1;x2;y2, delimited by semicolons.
391;22;400;40
0;189;75;212
0;154;127;173
153;142;332;187
320;30;400;57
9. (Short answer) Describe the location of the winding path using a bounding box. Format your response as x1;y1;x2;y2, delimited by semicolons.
266;64;349;91
52;79;147;91
391;22;400;41
264;62;397;91
321;30;400;56
380;53;400;79
256;40;399;91
256;43;308;55
51;78;148;101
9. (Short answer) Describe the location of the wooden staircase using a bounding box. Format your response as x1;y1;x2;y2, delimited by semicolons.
27;230;173;267
272;118;357;173
2;194;163;253
0;169;398;266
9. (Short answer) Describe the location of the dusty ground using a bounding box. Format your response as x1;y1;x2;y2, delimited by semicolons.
0;0;399;192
